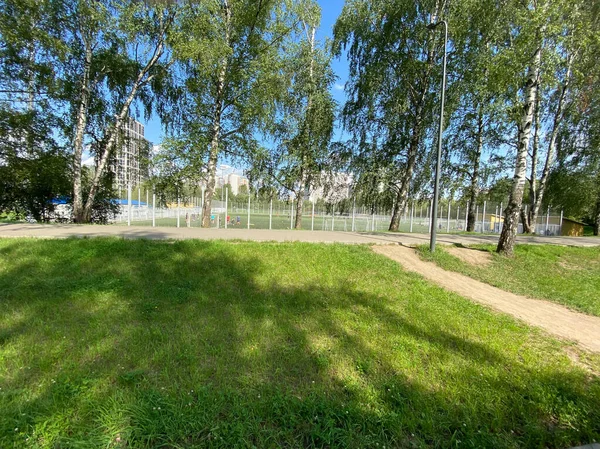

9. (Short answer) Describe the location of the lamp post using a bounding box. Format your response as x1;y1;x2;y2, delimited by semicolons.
428;20;448;253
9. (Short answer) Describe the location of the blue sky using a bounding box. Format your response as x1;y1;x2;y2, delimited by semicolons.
143;0;349;145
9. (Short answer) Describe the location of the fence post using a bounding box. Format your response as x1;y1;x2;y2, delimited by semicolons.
410;202;414;232
247;193;250;230
559;209;563;235
127;184;132;226
428;200;433;233
332;204;335;231
352;197;356;232
269;197;273;230
201;186;205;216
371;210;375;232
290;199;294;230
152;192;156;227
454;205;459;231
482;201;487;233
546;205;550;235
447;202;451;233
312;201;315;231
225;187;228;229
177;197;180;228
475;205;479;232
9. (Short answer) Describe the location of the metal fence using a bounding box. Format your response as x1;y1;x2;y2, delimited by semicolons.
113;193;566;236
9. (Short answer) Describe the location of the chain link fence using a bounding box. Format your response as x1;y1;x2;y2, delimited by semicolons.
113;190;565;236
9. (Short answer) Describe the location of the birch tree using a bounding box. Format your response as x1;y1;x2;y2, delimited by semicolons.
68;0;178;222
521;2;588;233
257;3;336;229
333;0;448;232
495;1;551;255
172;0;304;228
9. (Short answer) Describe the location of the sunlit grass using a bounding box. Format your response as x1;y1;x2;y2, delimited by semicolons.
417;244;600;317
0;238;599;448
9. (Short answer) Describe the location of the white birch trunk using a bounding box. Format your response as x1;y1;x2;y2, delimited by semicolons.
530;53;574;231
81;34;167;222
201;2;231;228
497;44;542;255
72;39;93;223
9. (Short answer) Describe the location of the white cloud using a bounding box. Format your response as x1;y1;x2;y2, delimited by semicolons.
334;83;345;91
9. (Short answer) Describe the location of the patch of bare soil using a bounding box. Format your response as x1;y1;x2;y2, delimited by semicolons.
445;246;492;266
373;244;600;354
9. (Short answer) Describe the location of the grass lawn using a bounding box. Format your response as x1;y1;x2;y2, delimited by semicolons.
1;238;599;448
416;244;600;317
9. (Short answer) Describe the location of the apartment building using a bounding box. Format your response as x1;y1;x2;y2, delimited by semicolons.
113;118;150;191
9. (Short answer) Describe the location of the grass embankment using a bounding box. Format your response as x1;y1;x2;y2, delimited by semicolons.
417;244;600;317
1;239;599;448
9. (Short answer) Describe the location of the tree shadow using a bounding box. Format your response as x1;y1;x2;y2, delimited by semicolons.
0;238;598;448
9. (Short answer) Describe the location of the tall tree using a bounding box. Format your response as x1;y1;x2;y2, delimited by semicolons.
446;0;511;232
67;0;178;222
334;0;447;232
493;0;546;254
522;2;588;234
0;0;71;219
172;0;304;228
496;0;580;254
257;3;336;229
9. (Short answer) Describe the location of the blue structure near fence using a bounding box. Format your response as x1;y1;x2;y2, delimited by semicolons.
114;199;147;207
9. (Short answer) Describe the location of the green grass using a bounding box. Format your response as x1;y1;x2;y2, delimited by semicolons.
417;244;600;317
1;238;599;448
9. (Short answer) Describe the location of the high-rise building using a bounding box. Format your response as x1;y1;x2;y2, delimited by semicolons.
228;173;240;194
113;118;150;191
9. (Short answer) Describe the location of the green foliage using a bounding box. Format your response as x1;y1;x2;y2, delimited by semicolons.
259;13;336;198
333;0;442;205
172;0;306;167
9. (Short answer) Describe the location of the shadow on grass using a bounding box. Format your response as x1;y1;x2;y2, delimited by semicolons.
0;238;598;448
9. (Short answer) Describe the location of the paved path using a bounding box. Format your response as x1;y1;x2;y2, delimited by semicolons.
1;223;599;247
373;245;600;353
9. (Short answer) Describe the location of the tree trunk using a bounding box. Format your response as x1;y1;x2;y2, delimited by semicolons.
467;105;484;232
201;3;231;228
389;6;440;231
80;36;166;222
201;115;223;227
388;112;423;231
294;186;304;229
530;53;573;234
294;25;316;231
595;186;600;236
497;44;542;255
523;87;541;234
72;40;93;223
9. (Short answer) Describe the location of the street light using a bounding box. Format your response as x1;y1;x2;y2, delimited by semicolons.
427;20;448;253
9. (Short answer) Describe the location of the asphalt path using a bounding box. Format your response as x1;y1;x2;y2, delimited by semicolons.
1;223;599;247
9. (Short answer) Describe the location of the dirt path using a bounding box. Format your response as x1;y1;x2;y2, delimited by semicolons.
373;245;600;353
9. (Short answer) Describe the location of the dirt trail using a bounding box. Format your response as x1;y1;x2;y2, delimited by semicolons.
373;245;600;353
